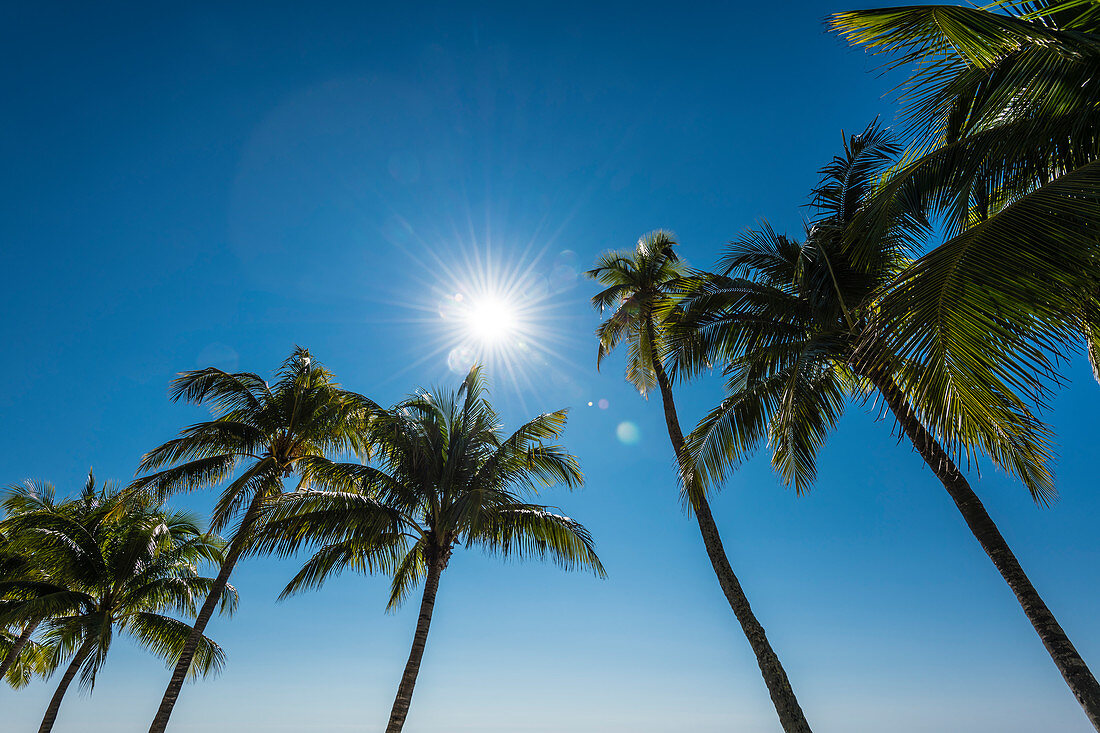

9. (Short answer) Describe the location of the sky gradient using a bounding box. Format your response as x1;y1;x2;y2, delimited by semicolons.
2;2;1098;732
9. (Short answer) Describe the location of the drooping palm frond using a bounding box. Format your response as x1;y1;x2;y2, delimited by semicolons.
0;630;54;688
465;505;606;576
125;612;225;679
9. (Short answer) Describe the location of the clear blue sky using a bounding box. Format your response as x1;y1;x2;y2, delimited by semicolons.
3;2;1098;732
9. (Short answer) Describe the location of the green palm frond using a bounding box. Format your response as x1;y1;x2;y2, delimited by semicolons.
386;542;427;611
1;632;54;688
126;612;225;679
466;505;605;577
277;536;408;600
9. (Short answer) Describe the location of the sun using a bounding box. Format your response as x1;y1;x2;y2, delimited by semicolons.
464;295;518;343
383;240;583;403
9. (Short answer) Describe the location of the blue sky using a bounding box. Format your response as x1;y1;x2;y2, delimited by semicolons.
2;2;1098;732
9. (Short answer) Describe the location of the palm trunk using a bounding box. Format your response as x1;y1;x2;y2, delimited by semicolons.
0;619;39;680
870;371;1100;731
385;555;444;733
38;639;94;733
651;354;814;733
147;491;266;733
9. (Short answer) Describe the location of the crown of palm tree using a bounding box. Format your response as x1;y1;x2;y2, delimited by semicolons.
588;230;690;397
830;0;1100;473
257;366;604;610
676;122;1055;500
132;347;376;533
0;474;233;691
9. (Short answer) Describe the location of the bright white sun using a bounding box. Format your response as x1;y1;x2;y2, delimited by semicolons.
465;297;518;342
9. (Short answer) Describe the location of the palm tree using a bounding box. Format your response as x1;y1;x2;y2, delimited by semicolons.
255;366;604;733
135;347;373;733
675;124;1100;728
587;232;814;733
0;474;231;733
828;0;1100;489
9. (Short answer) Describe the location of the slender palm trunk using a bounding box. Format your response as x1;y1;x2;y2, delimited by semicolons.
651;355;814;733
871;371;1100;731
385;556;444;733
38;639;94;733
0;619;39;679
147;491;265;733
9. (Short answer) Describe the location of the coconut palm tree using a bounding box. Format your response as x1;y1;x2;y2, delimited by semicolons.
587;232;814;733
675;123;1100;728
828;0;1100;482
0;474;231;733
135;347;374;733
255;366;604;733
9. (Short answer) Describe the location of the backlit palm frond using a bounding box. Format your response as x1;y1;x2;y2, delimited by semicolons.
466;504;605;577
386;542;427;611
276;536;409;600
126;612;225;679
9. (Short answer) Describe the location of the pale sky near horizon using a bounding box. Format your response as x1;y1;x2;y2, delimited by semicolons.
2;2;1098;732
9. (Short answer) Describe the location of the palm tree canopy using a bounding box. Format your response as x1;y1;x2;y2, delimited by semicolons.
829;1;1100;474
588;230;690;396
0;473;234;690
256;366;605;610
132;347;377;536
673;122;1056;501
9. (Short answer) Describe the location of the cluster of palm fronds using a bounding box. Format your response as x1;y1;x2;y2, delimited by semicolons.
0;474;231;732
2;351;601;733
587;2;1100;731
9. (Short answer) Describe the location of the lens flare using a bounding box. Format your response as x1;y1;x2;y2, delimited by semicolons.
383;234;584;406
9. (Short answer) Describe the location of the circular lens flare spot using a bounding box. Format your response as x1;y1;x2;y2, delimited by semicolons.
616;421;641;445
447;346;476;374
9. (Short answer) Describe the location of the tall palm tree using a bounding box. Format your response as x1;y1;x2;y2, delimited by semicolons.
135;347;373;733
255;366;604;733
676;124;1100;728
587;232;814;733
0;474;231;733
828;0;1100;480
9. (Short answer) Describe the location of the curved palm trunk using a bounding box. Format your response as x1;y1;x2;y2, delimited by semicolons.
0;619;40;679
147;491;266;733
652;357;814;733
38;639;94;733
385;557;444;733
871;372;1100;730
